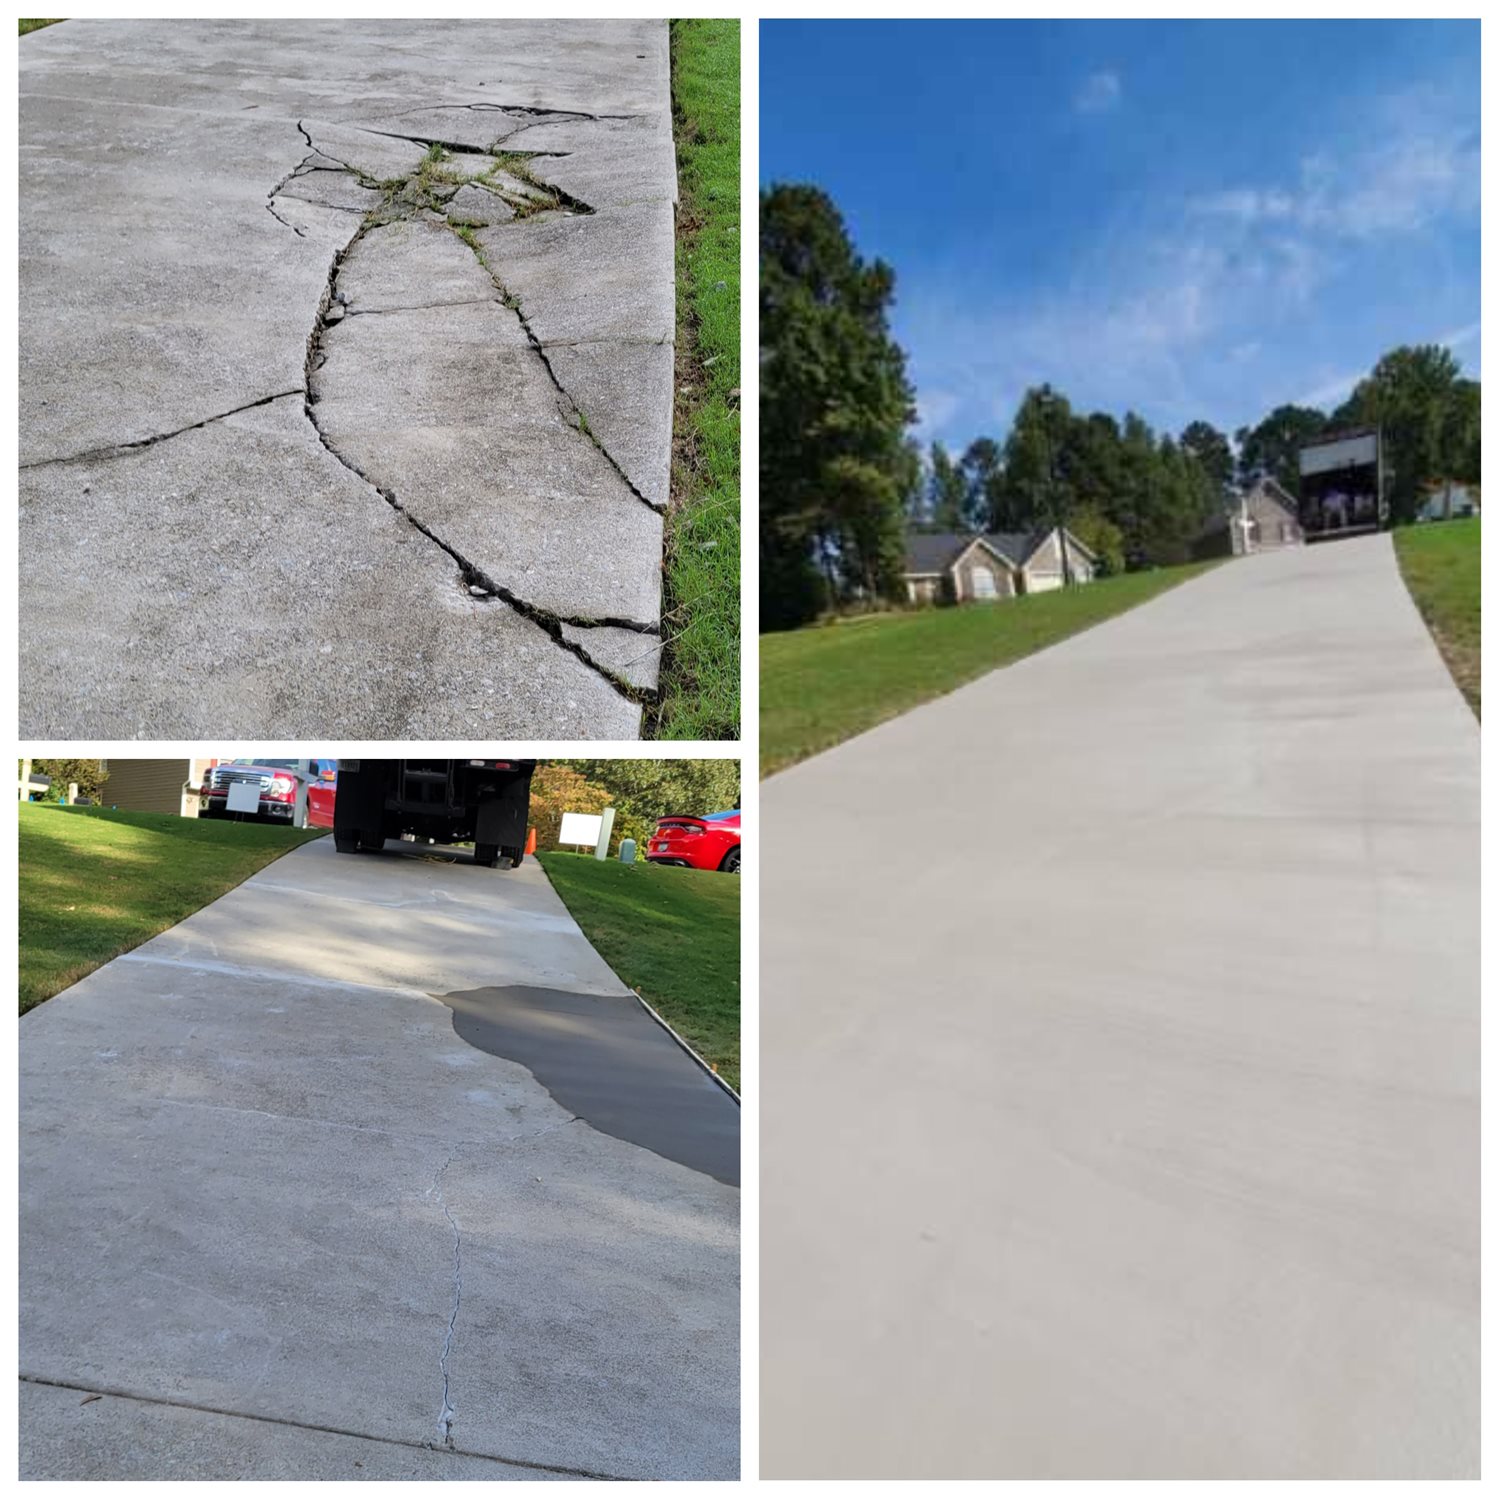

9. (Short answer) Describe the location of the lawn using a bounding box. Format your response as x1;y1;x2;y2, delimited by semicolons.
652;18;740;740
1393;517;1480;715
762;561;1220;776
19;805;324;1015
539;851;740;1090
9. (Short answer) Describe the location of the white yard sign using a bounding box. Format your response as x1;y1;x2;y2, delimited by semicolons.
559;811;604;847
226;781;260;814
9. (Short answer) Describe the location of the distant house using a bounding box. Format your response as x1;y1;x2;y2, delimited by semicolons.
1417;481;1479;522
1192;477;1304;559
902;527;1098;605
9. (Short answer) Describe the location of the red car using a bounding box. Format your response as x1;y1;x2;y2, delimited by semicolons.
645;810;740;873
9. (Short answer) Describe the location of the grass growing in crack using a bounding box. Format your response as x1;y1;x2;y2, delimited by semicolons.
651;18;740;741
481;152;565;217
488;152;545;187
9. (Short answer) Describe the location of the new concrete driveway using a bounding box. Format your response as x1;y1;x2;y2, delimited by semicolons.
21;839;739;1480
762;536;1477;1478
20;19;674;738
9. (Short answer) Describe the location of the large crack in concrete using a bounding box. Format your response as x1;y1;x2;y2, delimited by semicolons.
290;119;662;704
19;388;306;470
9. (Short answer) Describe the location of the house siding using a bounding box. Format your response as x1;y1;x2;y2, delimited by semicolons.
1242;484;1303;550
101;759;196;816
1022;530;1094;591
951;542;1017;602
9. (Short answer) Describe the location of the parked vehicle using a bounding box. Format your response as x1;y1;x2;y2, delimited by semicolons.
645;810;741;873
1298;426;1385;540
331;759;537;868
199;758;337;824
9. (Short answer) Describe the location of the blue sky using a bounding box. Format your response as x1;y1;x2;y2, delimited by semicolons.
761;19;1480;453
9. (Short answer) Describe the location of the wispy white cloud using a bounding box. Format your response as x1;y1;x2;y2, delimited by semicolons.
1073;70;1121;114
1188;94;1478;242
904;80;1477;449
1437;319;1482;351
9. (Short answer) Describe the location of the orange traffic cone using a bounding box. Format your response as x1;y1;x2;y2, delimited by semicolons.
524;827;537;855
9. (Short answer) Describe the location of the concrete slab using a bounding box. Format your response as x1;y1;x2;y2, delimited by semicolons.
335;215;497;311
506;113;679;210
21;838;739;1480
561;622;662;691
19;18;680;737
312;298;663;625
19;397;641;739
546;339;674;506
477;200;676;347
760;537;1477;1479
446;182;515;226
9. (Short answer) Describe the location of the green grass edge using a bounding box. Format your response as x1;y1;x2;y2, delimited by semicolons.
1392;518;1480;717
20;805;325;1015
651;18;741;740
538;851;740;1091
761;560;1223;777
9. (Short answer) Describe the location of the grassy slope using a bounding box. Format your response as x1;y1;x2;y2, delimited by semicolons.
19;20;64;35
653;18;740;739
1393;517;1480;715
20;805;324;1015
762;561;1219;776
539;851;739;1090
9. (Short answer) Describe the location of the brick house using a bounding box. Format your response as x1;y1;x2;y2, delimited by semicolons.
902;527;1098;605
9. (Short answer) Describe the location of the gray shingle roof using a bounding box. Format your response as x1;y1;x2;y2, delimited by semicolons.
904;530;1048;574
904;532;969;574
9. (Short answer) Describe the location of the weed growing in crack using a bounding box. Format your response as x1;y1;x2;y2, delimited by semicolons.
451;222;485;259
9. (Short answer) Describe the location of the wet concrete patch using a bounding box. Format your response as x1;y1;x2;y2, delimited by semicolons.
437;984;738;1186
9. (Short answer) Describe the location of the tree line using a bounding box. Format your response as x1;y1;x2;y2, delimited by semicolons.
762;181;1481;631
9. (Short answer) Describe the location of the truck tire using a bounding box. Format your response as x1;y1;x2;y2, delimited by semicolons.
503;845;524;869
473;842;500;868
334;833;360;854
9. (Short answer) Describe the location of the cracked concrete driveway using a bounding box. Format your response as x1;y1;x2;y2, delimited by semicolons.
20;839;739;1480
762;537;1477;1478
20;19;676;738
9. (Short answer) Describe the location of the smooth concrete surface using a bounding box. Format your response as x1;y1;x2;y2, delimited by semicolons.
21;838;738;1480
761;537;1477;1479
19;19;676;737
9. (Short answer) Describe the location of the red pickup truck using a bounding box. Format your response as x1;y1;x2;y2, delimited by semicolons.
198;758;337;824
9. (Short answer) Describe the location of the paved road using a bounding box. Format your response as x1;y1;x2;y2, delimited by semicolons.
20;20;674;737
761;537;1477;1478
21;839;739;1480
